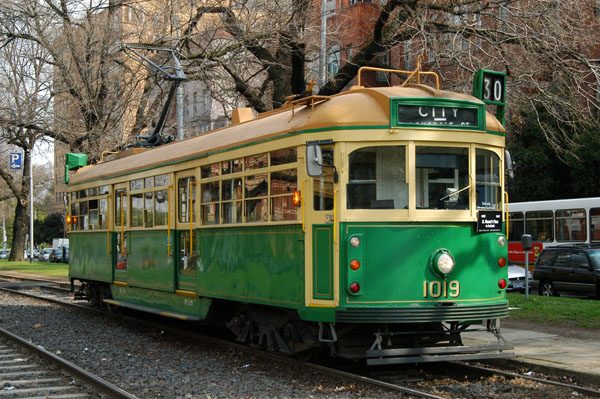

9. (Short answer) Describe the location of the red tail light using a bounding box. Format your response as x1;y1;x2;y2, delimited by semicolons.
498;279;507;289
498;257;507;267
350;259;360;271
349;282;360;293
66;215;71;224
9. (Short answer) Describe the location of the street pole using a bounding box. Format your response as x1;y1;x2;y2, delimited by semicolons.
320;0;327;88
29;150;34;263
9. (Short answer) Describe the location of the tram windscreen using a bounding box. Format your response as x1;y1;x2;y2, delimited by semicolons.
416;146;469;210
347;146;407;210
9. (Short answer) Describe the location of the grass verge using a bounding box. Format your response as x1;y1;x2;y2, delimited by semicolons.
0;260;69;278
507;292;600;330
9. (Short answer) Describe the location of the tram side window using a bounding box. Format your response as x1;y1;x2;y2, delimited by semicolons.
178;177;197;223
508;212;524;241
555;209;586;242
246;174;268;222
347;146;407;210
131;193;144;227
222;178;242;224
475;149;501;210
525;210;553;241
155;190;168;226
592;208;600;242
314;148;334;211
416;146;469;210
201;181;220;224
115;189;127;227
271;169;297;221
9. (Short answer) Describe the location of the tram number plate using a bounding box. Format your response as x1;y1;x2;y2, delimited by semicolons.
423;280;460;298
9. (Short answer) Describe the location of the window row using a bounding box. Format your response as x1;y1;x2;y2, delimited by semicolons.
508;208;600;243
344;145;501;211
178;168;298;225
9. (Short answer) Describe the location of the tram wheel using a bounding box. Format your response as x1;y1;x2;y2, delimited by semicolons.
540;280;558;297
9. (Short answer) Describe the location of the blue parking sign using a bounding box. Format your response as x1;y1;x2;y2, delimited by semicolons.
9;152;22;170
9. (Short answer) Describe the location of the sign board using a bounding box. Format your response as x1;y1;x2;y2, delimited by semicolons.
397;105;479;127
473;69;506;106
9;152;22;170
477;211;502;233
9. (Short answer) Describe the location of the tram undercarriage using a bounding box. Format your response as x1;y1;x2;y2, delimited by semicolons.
224;303;513;364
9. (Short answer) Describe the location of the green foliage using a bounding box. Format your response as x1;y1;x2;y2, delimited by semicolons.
507;106;600;201
507;293;600;330
34;213;65;246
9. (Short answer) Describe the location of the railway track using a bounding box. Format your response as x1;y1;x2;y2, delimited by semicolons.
0;327;139;399
2;274;600;399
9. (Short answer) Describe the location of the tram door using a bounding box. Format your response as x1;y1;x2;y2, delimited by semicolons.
175;170;198;292
307;146;337;306
113;182;129;284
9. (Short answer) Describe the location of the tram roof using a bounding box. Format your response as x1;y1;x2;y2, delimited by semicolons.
70;84;505;185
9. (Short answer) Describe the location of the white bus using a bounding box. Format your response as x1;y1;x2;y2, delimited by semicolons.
508;197;600;266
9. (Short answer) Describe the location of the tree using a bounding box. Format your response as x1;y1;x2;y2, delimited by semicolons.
35;213;64;246
178;1;599;160
508;105;600;201
0;12;52;260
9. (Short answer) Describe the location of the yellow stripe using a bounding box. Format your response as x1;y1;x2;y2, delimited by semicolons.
160;312;188;320
176;290;199;298
103;299;121;306
113;281;128;287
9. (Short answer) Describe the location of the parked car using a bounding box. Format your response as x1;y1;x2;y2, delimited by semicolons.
507;262;533;292
40;248;53;261
0;249;10;259
50;248;69;263
533;244;600;298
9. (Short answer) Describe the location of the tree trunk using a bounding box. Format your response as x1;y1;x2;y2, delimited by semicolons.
8;202;28;262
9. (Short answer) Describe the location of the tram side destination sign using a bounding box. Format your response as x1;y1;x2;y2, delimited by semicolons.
477;211;502;233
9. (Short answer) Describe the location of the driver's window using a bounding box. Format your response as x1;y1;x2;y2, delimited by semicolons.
313;147;334;211
416;146;469;210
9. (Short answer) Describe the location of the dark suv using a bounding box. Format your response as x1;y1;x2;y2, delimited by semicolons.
533;244;600;298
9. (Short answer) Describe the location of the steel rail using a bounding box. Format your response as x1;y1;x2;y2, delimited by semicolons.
0;326;140;399
455;362;600;397
5;276;600;399
0;280;448;399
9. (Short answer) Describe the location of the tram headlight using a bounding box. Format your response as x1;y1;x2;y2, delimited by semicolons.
349;236;360;248
430;249;455;277
437;253;455;275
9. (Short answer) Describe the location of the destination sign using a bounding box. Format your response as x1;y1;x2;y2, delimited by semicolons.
397;105;479;127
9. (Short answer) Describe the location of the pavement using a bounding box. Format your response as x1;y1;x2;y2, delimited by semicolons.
463;321;600;384
2;271;599;383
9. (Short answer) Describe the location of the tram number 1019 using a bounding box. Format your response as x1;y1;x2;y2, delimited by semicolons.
423;280;460;298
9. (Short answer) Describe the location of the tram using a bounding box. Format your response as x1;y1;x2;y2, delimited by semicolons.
65;65;514;364
508;197;600;266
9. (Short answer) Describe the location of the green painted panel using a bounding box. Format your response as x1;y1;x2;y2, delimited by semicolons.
196;224;304;308
127;230;175;292
111;284;211;319
341;222;508;307
312;225;334;300
69;232;112;282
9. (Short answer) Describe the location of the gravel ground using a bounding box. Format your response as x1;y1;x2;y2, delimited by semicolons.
0;292;413;399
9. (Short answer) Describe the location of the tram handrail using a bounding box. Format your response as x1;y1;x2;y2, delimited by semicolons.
106;195;111;255
168;184;173;256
